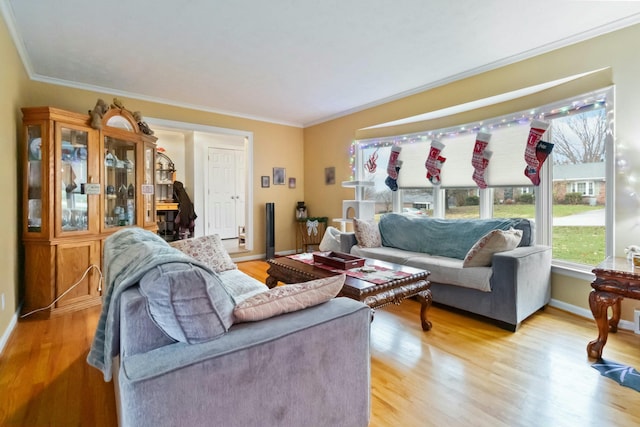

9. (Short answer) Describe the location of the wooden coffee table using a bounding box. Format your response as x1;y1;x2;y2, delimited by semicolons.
266;255;432;331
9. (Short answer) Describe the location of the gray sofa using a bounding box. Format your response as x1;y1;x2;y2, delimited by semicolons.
88;228;372;427
341;214;551;331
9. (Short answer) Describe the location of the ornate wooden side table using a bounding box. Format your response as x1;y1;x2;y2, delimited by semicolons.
587;257;640;359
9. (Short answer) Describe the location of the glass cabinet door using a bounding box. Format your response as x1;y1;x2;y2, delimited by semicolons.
104;136;136;228
26;125;43;233
142;143;156;226
58;125;90;234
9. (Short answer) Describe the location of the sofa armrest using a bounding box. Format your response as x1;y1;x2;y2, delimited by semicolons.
340;232;358;253
490;245;552;326
120;287;176;357
117;298;372;427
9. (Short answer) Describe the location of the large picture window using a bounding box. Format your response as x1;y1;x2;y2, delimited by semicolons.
355;86;613;270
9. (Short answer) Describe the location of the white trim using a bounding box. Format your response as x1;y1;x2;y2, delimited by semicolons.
552;263;596;282
146;117;254;252
0;307;19;356
549;298;634;332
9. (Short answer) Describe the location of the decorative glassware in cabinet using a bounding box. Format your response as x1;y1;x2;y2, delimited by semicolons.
104;136;136;228
143;144;156;226
59;126;90;233
26;125;43;232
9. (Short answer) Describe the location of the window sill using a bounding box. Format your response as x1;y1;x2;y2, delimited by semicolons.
551;260;596;282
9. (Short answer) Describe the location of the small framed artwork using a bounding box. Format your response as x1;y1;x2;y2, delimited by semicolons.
325;166;336;185
261;176;270;188
273;167;286;185
289;177;296;188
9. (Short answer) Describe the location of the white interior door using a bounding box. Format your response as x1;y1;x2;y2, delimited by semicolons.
235;150;246;232
207;148;236;238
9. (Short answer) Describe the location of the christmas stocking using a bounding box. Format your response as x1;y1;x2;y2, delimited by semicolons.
425;140;445;178
524;140;554;186
472;150;492;189
427;156;446;185
472;132;492;170
387;146;402;179
524;119;549;170
385;161;402;191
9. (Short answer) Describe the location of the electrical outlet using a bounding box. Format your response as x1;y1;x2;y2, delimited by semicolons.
1;293;4;311
634;309;640;335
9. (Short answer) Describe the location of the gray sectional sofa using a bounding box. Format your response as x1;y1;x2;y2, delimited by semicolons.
341;214;551;331
88;228;372;427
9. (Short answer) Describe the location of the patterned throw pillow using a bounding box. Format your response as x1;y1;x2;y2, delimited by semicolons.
170;234;236;272
353;218;381;248
463;228;523;267
233;274;345;322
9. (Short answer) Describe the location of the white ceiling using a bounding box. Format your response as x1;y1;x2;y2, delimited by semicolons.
3;1;640;128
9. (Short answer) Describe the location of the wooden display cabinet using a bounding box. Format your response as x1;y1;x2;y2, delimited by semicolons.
21;106;157;316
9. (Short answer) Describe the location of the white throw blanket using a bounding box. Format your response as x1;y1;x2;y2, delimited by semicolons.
87;227;213;381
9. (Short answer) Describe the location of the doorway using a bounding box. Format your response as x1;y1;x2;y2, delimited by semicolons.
146;118;253;252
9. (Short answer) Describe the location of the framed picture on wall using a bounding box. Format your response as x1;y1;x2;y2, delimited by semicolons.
289;177;296;188
325;166;336;185
273;167;286;185
261;176;270;188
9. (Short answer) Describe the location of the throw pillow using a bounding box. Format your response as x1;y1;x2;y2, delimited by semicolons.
233;274;345;322
139;262;235;343
319;225;342;252
170;234;236;272
353;218;381;248
463;228;523;268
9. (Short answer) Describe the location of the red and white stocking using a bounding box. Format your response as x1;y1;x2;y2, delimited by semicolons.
472;150;492;189
387;146;402;179
471;132;491;170
427;156;446;185
524;140;554;186
524;119;549;170
425;140;445;178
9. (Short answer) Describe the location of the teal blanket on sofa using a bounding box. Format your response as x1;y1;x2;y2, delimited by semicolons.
379;214;526;260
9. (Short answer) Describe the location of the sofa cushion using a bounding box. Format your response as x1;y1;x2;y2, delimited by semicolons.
351;245;427;265
405;255;493;292
234;274;345;322
378;213;529;259
463;228;523;267
139;262;235;344
353;218;381;248
217;269;269;304
169;234;236;272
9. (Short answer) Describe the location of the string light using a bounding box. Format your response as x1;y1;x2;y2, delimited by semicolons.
353;90;608;151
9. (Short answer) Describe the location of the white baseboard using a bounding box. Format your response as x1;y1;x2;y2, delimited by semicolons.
549;298;635;332
0;308;19;356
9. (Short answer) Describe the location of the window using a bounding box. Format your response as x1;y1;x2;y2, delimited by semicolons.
567;181;595;196
355;86;613;269
550;107;607;266
359;145;393;216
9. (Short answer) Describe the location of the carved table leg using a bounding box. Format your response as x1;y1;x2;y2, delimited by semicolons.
415;289;433;331
587;290;623;359
265;276;279;289
609;298;621;333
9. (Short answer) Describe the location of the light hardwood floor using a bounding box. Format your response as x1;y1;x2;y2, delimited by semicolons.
1;260;640;426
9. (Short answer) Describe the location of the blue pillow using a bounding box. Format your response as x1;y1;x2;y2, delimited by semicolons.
139;262;235;344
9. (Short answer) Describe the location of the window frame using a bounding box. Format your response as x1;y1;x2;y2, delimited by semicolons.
354;86;614;276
